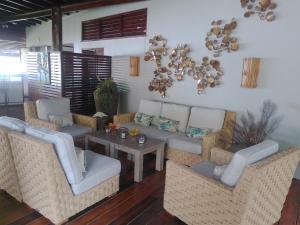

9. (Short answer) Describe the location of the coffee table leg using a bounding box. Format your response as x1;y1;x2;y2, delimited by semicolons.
84;136;89;150
104;144;110;156
156;144;164;171
110;144;118;158
134;152;143;182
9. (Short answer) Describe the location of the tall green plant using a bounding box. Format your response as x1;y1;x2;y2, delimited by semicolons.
94;79;118;116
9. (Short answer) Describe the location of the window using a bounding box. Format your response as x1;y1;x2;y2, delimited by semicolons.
82;8;147;41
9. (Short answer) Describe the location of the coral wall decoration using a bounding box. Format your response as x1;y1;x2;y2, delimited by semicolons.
190;57;223;94
205;18;238;57
168;44;195;81
241;0;277;22
144;35;173;97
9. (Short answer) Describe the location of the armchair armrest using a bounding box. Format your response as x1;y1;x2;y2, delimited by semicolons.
27;118;60;131
73;114;97;131
210;147;234;165
113;112;135;124
201;131;221;160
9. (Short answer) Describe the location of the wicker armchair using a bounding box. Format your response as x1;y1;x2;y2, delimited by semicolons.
114;111;236;165
8;131;119;224
164;147;300;225
0;126;22;201
24;99;97;136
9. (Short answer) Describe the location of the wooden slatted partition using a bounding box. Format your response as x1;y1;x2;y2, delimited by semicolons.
26;52;62;100
82;8;147;41
61;52;111;115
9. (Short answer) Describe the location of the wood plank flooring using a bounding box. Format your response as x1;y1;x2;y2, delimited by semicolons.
1;153;300;225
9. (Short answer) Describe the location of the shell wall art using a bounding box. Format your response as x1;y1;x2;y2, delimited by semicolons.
205;18;238;57
144;35;173;97
241;0;277;22
168;44;195;81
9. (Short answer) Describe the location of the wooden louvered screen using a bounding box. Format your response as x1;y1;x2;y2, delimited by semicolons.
82;8;147;41
61;52;111;115
26;52;62;100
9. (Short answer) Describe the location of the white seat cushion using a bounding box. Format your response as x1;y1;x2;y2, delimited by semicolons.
161;103;190;132
36;98;71;121
25;125;83;185
71;150;121;195
191;161;218;179
188;107;225;132
138;99;162;126
60;124;92;138
121;122;176;142
221;140;279;187
168;133;202;154
0;116;27;132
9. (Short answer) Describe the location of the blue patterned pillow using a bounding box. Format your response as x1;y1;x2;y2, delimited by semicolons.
158;117;179;132
134;112;153;127
186;126;211;138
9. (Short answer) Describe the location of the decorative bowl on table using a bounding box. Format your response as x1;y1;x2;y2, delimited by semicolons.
129;128;139;137
136;134;147;144
118;127;129;139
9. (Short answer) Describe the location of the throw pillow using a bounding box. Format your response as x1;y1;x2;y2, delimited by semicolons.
134;112;153;127
213;165;228;178
49;113;74;127
158;117;179;132
75;147;86;173
186;126;211;138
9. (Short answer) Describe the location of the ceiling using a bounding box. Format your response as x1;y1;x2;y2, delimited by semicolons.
0;0;146;54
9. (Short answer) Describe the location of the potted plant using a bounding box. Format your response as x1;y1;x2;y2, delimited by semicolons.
94;78;118;116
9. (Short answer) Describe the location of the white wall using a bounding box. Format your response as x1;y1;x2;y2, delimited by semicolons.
26;0;300;177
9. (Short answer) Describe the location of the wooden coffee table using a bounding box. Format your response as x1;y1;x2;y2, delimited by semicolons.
85;131;165;182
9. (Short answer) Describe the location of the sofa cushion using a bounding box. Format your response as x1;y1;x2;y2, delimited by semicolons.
0;116;27;132
71;150;121;195
60;124;92;138
121;122;176;142
75;147;86;173
138;99;162;126
191;161;218;179
49;113;74;127
168;133;202;154
188;107;225;132
36;98;71;121
161;103;190;132
221;140;279;187
25;125;83;185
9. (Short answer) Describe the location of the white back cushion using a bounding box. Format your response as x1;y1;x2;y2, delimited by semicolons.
36;98;71;121
0;116;27;132
138;99;162;126
188;107;225;132
161;103;190;132
221;140;279;187
25;125;83;185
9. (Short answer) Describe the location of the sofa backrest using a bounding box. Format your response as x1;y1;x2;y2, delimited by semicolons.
0;116;27;132
138;99;162;126
188;107;225;132
221;140;279;186
25;125;83;185
36;98;71;121
161;103;190;133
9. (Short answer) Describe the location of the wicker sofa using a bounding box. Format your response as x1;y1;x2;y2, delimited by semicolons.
24;98;97;139
114;99;236;165
0;125;22;202
164;146;300;225
8;127;120;225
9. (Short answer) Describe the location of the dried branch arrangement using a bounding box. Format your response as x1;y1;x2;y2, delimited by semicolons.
233;100;282;146
241;0;277;22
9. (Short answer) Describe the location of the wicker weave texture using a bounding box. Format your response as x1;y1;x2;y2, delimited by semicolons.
164;148;300;225
0;127;22;201
210;147;234;165
73;113;97;130
8;132;119;224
